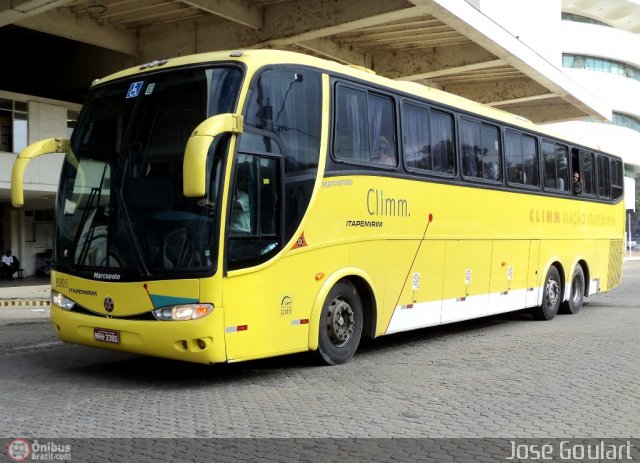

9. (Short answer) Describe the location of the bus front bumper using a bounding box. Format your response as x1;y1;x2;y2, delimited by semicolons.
50;305;227;364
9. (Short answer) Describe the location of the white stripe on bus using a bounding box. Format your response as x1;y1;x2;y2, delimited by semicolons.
385;287;543;335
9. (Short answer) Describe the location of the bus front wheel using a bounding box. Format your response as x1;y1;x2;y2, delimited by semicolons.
316;281;363;365
533;266;562;321
560;265;585;315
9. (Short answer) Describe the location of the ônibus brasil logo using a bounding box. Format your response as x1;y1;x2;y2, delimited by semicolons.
6;438;31;462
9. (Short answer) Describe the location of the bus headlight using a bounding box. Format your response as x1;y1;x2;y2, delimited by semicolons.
152;303;214;321
52;290;76;311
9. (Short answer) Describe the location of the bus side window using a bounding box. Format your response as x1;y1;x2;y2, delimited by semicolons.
597;154;611;198
334;86;369;162
556;144;570;191
579;149;595;195
460;118;501;181
460;118;481;178
402;102;430;171
227;154;281;269
611;159;624;200
431;110;455;174
521;135;539;187
506;130;523;184
402;104;455;175
243;68;321;261
506;131;539;187
543;140;569;191
368;93;397;167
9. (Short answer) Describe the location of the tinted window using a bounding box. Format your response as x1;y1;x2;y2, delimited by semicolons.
369;94;397;167
431;110;455;174
245;69;321;170
580;150;595;195
334;85;396;167
542;141;569;191
611;159;624;200
402;102;454;174
242;69;322;265
57;67;243;274
334;86;368;162
402;103;430;170
227;154;281;269
522;136;539;187
597;155;611;198
505;131;539;187
461;118;501;181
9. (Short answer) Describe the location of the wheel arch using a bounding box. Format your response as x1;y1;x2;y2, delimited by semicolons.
308;267;378;351
348;275;377;340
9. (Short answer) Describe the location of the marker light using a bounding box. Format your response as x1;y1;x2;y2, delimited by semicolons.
51;290;76;311
152;303;214;321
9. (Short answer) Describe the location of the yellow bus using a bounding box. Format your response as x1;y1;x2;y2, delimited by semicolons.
11;50;625;365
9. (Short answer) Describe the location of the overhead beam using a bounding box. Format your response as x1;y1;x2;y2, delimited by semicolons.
442;76;551;105
373;43;501;80
0;0;70;27
141;0;419;63
18;7;138;56
181;0;262;29
496;99;588;124
256;0;420;47
297;37;372;68
413;59;505;79
486;93;558;107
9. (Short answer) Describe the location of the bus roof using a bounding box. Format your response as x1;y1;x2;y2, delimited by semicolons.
94;49;603;154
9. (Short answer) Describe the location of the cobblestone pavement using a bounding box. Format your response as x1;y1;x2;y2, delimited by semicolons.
1;262;639;449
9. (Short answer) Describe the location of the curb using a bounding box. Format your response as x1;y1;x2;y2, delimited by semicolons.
0;299;51;308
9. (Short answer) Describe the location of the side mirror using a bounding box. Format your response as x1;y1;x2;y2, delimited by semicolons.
183;113;243;197
12;138;70;207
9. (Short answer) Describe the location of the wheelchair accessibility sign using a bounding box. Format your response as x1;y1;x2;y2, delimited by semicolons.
126;81;144;99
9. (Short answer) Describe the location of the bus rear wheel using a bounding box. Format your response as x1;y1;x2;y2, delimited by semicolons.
560;265;585;315
533;266;562;321
316;281;363;365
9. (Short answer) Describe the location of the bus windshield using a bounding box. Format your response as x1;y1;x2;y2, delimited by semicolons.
56;65;243;278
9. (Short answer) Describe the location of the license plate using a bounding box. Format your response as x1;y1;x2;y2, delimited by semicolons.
93;328;120;344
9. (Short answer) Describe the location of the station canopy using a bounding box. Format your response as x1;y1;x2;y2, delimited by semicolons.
0;0;610;122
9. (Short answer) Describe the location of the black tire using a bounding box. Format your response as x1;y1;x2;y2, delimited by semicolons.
316;281;363;365
560;265;585;315
533;266;562;320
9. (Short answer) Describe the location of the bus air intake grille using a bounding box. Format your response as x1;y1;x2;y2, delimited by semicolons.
608;239;623;289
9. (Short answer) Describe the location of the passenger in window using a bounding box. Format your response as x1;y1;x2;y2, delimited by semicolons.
486;162;500;181
229;163;252;233
198;164;252;233
510;166;523;183
573;171;582;195
375;136;395;166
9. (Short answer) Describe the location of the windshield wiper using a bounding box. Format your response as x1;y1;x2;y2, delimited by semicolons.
116;190;151;277
71;187;101;268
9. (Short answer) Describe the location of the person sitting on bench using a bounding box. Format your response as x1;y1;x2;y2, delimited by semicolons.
1;250;20;280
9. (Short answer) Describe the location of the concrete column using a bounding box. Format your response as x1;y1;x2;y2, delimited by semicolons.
1;204;7;253
25;101;66;186
3;207;25;274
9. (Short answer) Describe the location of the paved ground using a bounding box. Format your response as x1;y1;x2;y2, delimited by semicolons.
1;262;639;461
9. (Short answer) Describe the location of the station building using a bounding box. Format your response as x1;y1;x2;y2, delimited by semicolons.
0;0;637;275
